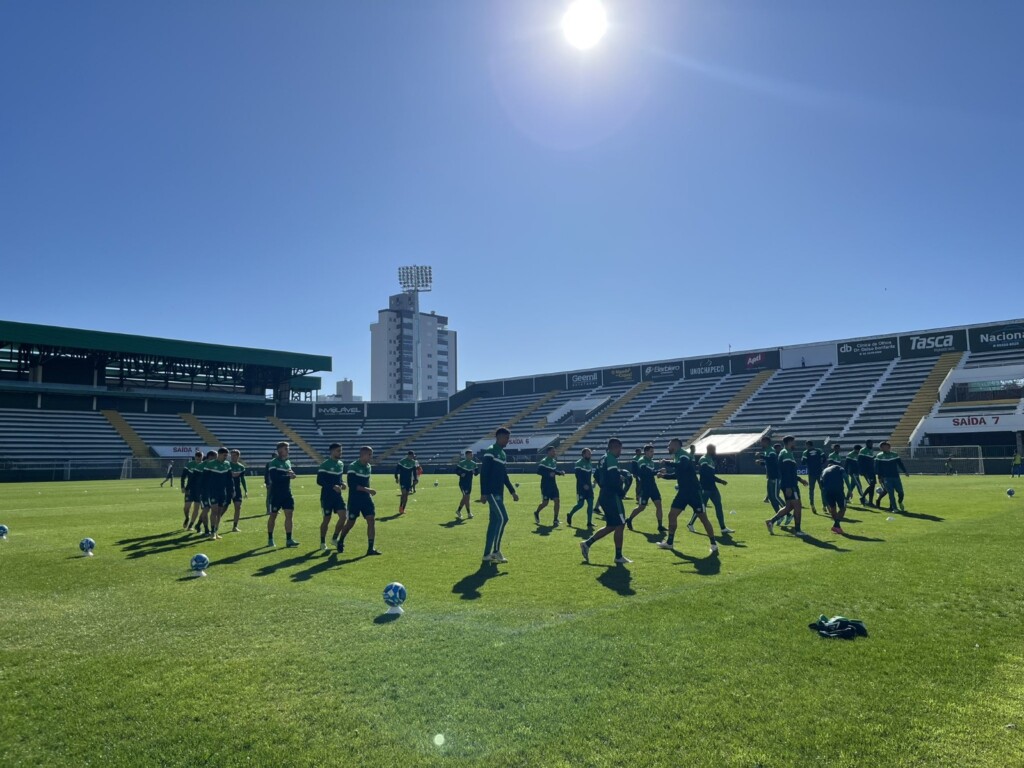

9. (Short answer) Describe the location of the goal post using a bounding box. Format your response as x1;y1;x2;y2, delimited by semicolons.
907;445;984;475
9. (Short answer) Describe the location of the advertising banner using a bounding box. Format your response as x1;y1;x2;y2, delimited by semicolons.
602;366;641;386
968;322;1024;353
684;356;730;380
898;329;968;358
567;370;602;390
837;337;899;365
315;403;365;419
642;360;685;382
152;445;215;458
730;349;780;374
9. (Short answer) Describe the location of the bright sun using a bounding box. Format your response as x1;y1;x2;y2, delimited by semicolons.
562;0;608;50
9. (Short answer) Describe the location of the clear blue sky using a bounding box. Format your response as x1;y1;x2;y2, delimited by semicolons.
2;1;1022;397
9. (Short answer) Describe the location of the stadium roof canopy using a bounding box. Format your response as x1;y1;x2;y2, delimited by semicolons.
692;428;770;456
0;320;331;397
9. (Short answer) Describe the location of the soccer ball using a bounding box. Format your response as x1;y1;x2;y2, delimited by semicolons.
1008;488;1016;498
383;581;407;608
79;537;96;555
191;553;210;572
0;524;8;540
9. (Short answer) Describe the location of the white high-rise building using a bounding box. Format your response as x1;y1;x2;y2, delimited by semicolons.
370;292;457;402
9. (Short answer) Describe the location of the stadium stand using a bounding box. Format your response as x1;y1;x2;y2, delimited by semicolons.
0;409;129;462
119;413;205;449
197;416;315;465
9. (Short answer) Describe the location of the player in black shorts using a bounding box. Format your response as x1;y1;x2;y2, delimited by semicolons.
858;441;878;506
566;448;596;529
624;448;642;499
317;443;347;551
693;444;733;535
206;447;233;540
228;449;247;533
533;446;565;526
626;444;663;532
801;441;825;514
579;438;632;564
766;436;809;537
657;438;718;554
183;450;203;530
820;459;848;534
266;442;299;548
338;446;381;556
394;451;419;516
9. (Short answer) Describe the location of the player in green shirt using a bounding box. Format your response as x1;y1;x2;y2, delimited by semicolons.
626;444;664;532
394;452;420;516
566;449;596;528
455;451;479;520
338;446;381;556
579;438;632;564
317;443;347;550
533;446;565;526
267;442;299;548
182;450;203;530
228;449;248;533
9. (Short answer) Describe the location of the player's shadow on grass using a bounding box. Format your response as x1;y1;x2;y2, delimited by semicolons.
840;532;885;543
214;547;270;567
891;508;944;522
572;526;596;540
594;564;635;596
290;552;341;582
438;520;464;529
117;531;183;546
633;530;664;544
375;513;403;523
795;533;850;552
124;535;204;559
531;524;556;537
671;551;721;577
373;612;402;625
715;534;747;549
452;563;507;600
252;550;319;577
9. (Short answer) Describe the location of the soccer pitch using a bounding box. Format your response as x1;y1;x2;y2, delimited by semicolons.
1;475;1021;767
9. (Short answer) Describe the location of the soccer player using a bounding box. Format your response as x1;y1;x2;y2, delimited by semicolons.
765;436;809;536
479;428;519;564
534;446;565;526
205;448;233;540
624;447;642;498
454;451;479;520
820;458;848;534
692;444;734;535
858;440;879;506
844;444;863;502
827;442;844;468
566;448;595;528
228;449;247;532
394;451;420;516
626;444;664;532
801;440;825;514
1011;452;1022;478
339;446;381;555
160;462;174;487
657;438;718;554
193;450;216;536
182;450;203;529
755;436;782;514
263;452;275;516
874;441;909;512
317;443;347;551
267;442;299;548
579;438;631;564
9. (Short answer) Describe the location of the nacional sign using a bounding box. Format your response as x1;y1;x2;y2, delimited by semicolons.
837;337;898;365
685;356;730;379
642;360;684;382
968;322;1024;353
898;329;968;358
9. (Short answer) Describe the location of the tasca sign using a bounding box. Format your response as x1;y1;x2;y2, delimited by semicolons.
602;366;641;386
969;322;1024;353
642;360;684;382
568;370;601;390
685;356;729;379
315;404;364;418
898;329;967;358
730;349;780;373
837;337;898;365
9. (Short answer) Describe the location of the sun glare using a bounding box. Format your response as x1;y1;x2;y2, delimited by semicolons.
562;0;608;50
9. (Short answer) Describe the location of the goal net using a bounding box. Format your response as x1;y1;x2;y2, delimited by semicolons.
907;445;984;475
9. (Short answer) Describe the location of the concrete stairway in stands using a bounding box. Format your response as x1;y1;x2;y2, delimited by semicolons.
269;415;322;464
888;352;966;447
504;390;559;430
180;413;221;446
555;381;650;457
101;410;151;458
684;370;775;443
377;398;480;463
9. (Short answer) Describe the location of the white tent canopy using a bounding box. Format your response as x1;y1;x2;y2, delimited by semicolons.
692;428;769;456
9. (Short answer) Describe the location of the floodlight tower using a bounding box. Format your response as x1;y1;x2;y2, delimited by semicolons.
397;266;433;401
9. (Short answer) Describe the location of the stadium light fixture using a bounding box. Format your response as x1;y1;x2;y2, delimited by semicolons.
398;265;433;293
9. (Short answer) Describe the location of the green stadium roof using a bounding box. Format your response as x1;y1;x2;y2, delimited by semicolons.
0;320;332;372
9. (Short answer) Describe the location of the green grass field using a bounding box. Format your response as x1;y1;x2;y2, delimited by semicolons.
1;474;1022;767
